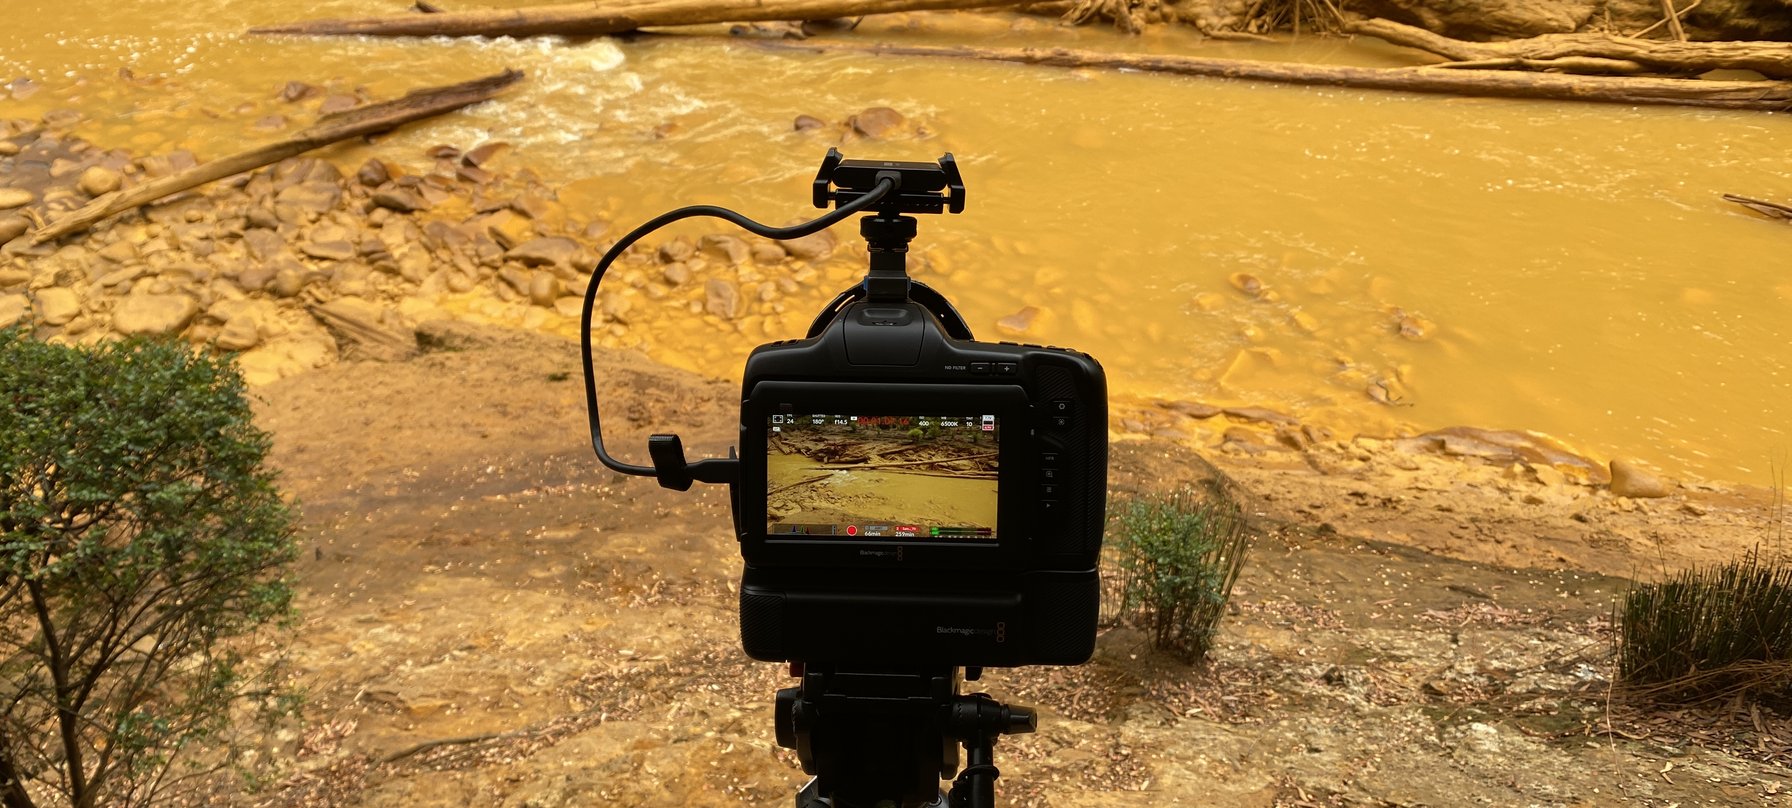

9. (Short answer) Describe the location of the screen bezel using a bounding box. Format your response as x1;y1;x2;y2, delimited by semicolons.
738;381;1031;571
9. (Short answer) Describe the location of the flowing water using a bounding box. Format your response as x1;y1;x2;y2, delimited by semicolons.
5;1;1790;485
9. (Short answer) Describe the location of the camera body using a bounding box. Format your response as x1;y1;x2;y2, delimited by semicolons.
734;293;1107;668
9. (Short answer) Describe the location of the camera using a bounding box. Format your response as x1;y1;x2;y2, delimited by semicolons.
580;150;1109;806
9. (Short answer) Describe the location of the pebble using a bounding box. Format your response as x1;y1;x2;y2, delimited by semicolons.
372;187;430;213
0;188;34;209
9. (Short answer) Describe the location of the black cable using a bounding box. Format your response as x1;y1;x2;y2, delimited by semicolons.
581;177;896;476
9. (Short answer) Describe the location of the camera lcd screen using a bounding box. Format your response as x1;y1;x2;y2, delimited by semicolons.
766;413;999;541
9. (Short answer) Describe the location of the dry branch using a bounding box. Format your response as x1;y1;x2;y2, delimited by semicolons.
251;0;1034;38
27;70;523;245
1348;17;1792;79
754;39;1792;111
817;451;999;470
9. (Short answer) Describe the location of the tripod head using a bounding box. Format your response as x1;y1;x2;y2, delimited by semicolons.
811;149;963;305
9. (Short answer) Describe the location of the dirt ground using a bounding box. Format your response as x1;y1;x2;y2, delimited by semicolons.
239;321;1792;807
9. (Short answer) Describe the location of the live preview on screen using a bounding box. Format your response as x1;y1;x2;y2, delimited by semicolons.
766;413;999;540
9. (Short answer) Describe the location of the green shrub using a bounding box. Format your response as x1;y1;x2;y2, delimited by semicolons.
1102;481;1249;664
0;327;299;807
1616;547;1792;704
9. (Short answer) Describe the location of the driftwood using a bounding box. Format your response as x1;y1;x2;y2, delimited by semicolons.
28;70;523;245
1348;18;1792;79
250;0;1034;38
817;451;998;470
1722;194;1792;222
754;40;1792;111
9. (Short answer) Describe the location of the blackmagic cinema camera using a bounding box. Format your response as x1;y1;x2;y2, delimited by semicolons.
579;150;1108;808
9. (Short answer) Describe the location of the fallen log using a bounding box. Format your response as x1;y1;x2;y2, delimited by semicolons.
251;0;1033;38
754;39;1792;111
1722;194;1792;222
27;70;523;245
1348;18;1792;79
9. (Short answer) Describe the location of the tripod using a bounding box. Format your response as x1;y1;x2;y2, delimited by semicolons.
775;666;1037;808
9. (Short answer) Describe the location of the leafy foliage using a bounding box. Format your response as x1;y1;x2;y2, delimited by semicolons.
1102;481;1249;664
1617;547;1792;705
0;327;298;808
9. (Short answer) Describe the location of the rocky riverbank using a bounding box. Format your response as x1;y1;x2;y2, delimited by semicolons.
0;102;927;386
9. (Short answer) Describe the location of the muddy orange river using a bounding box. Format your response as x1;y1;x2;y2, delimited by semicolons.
5;1;1790;485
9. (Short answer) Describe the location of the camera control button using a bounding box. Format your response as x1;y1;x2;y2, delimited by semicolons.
1041;483;1059;497
969;361;991;375
1040;499;1060;514
1040;451;1059;464
996;362;1017;375
1049;415;1072;430
1047;399;1074;414
1040;467;1059;481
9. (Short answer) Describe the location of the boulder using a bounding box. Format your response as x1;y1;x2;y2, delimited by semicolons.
661;262;692;286
700;234;750;265
995;306;1039;336
112;294;198;336
1610;458;1671;499
356;158;392;187
0;188;33;210
657;238;695;263
77;166;122;197
848;107;906;140
750;241;788;264
34;288;81;326
793;115;826;131
507;236;580;268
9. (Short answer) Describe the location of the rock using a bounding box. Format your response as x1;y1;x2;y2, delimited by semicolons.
508;236;580;268
0;294;27;328
77;166;122;197
848;107;906;140
112;294;198;336
657;238;695;263
97;239;138;263
528;271;561;307
1229;272;1266;297
0;267;27;289
271;267;310;298
700;234;750;265
995;306;1039;336
274;181;340;221
356;159;392;187
600;292;632;323
661;262;692;286
278;81;321;102
793;115;826;131
776;229;836;261
0;188;33;210
499;267;532;298
0;216;27;246
215;316;262;351
1222;406;1299;426
317;93;360;114
510;190;557;221
483;210;535;250
705;279;740;319
301;240;357;261
462;141;510;167
749;241;788;264
1609;458;1671;499
34;288;81;326
310;297;417;361
371;186;429;213
0;142;20;157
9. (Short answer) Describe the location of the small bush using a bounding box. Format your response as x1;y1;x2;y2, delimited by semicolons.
1102;481;1249;664
1616;547;1792;704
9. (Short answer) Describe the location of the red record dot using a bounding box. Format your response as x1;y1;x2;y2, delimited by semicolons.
846;525;858;536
